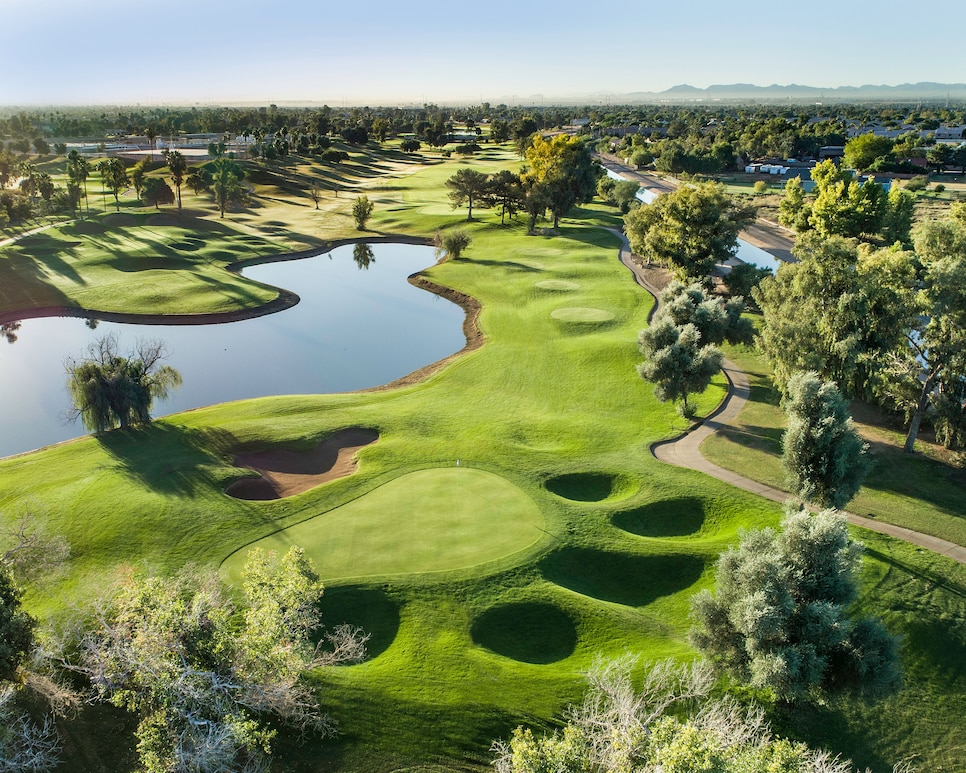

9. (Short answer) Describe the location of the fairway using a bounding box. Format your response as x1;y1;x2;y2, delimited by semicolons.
221;468;544;582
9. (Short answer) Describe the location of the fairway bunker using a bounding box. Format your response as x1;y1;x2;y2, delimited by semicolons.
540;548;705;607
545;472;632;502
471;601;577;664
226;427;379;500
613;497;707;537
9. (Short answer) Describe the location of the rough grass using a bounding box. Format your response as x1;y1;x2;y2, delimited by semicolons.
702;340;966;547
0;145;962;773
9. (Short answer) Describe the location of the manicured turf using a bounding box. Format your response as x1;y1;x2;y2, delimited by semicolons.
1;145;963;773
221;468;545;582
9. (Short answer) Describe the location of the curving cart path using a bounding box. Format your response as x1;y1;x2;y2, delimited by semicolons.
610;228;966;566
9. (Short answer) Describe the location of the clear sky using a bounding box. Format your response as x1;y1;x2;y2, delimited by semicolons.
2;0;963;106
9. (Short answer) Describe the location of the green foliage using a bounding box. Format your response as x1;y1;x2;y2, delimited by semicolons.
843;133;895;171
494;658;899;773
523;135;599;229
445;168;489;220
0;566;33;682
723;262;770;303
656;281;754;347
65;335;182;434
210;157;246;218
903;175;927;192
808;160;887;239
638;320;723;417
434;229;471;261
623;182;755;280
690;507;902;703
882;186;915;247
59;547;364;773
777;176;811;232
753;180;769;194
754;234;916;398
781;371;870;508
141;177;174;210
96;157;129;212
164;150;188;212
352;195;374;230
399;138;421;153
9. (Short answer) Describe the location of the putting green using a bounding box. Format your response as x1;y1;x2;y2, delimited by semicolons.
221;468;544;583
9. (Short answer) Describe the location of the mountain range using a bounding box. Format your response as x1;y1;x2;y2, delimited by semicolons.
618;82;966;103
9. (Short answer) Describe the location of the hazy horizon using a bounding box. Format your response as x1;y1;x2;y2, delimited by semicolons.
3;0;963;107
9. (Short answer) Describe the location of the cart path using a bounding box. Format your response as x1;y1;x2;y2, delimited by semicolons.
610;228;966;565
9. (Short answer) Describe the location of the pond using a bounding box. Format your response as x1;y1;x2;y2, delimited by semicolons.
0;243;466;459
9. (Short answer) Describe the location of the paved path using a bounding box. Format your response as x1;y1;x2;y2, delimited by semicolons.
596;153;797;263
611;228;966;566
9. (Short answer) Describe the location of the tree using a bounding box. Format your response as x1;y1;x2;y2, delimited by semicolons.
65;334;183;433
65;151;89;216
723;262;771;303
884;218;966;452
130;161;147;201
0;565;33;683
352;195;373;230
486;169;523;224
522;135;598;229
0;686;61;772
142;177;175;210
97;157;128;212
882;185;915;248
809;160;887;239
210;157;246;218
164;150;188;213
434;229;471;261
638;321;722;418
754;234;916;398
782;371;870;509
446;168;489;220
843;133;894;172
493;657;908;773
778;175;812;232
399;138;421;153
624;182;755;280
186;168;212;194
56;547;366;773
691;506;901;703
655;281;754;347
308;181;323;209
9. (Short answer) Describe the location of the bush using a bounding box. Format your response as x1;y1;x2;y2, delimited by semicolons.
399;138;421;153
319;148;348;163
905;175;928;192
935;183;946;193
454;143;481;155
753;180;769;194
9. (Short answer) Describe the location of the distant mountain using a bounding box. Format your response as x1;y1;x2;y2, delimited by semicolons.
617;82;966;103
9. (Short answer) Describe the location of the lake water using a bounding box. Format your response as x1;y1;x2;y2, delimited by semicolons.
0;243;465;458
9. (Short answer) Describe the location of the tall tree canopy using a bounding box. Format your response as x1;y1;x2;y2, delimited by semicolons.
623;182;755;280
782;371;870;509
691;506;901;703
445;168;489;220
522;135;598;229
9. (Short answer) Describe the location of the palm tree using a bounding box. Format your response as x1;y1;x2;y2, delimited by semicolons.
164;150;188;213
211;157;245;218
66;150;90;217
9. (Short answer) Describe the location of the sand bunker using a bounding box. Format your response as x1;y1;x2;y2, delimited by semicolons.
226;427;379;500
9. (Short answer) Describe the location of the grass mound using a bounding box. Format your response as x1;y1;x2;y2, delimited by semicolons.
534;280;579;291
550;306;614;323
471;601;577;664
539;548;705;607
612;497;707;537
545;472;633;502
221;468;544;583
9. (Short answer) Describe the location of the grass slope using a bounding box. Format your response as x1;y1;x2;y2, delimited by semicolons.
0;146;962;773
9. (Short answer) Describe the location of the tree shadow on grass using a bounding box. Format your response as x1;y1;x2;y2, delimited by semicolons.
316;586;401;662
540;548;705;607
95;421;239;496
613;497;706;538
471;601;577;664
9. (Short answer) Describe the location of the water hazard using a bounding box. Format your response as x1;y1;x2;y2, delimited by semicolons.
0;243;465;458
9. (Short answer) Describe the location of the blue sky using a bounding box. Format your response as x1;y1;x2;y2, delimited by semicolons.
2;0;963;105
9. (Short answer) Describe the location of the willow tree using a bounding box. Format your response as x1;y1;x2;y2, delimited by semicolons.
65;335;182;433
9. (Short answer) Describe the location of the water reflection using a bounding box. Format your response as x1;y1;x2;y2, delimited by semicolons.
1;321;20;344
0;243;464;458
353;242;375;270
